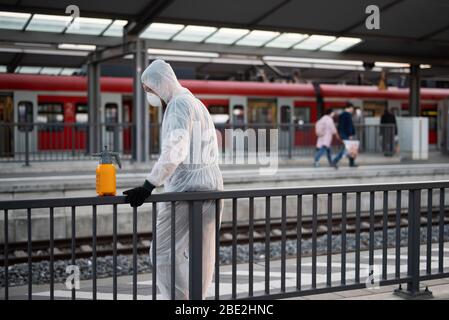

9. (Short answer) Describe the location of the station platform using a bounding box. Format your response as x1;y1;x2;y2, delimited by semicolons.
0;152;404;176
4;243;448;300
2;149;449;177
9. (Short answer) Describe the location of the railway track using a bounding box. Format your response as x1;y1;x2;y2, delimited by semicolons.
2;209;448;265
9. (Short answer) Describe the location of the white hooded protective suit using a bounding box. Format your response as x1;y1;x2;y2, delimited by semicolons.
141;59;223;300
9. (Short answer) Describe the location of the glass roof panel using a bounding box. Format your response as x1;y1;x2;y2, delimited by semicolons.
205;28;250;44
26;14;71;33
40;67;63;75
0;11;31;30
265;33;309;48
60;68;80;76
17;66;42;74
65;17;112;35
235;30;279;46
320;37;362;52
172;25;217;42
102;20;128;37
293;35;336;50
140;23;185;40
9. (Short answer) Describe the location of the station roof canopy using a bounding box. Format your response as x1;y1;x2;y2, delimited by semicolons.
1;0;449;80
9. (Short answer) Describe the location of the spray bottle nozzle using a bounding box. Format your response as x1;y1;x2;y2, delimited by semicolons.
92;145;122;169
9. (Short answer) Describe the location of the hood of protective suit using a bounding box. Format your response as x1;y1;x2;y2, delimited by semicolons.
141;59;184;104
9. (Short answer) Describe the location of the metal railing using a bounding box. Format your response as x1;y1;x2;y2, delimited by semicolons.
0;122;395;164
1;181;448;300
0;122;137;164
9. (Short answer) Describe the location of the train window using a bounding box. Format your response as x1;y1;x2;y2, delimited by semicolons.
105;103;118;132
293;107;310;125
232;105;244;125
280;105;291;124
208;105;229;125
37;102;63;132
76;103;88;123
18;101;33;132
37;103;64;123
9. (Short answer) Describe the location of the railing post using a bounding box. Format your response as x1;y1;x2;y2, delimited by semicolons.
288;123;293;159
72;123;75;157
394;189;433;299
113;124;119;153
189;200;203;300
24;127;30;167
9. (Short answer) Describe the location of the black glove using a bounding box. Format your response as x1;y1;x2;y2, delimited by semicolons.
123;180;155;207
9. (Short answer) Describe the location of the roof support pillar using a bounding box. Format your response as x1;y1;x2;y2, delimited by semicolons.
88;61;101;154
132;39;149;162
409;64;420;117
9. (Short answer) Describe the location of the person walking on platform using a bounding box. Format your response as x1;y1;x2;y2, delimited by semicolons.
313;108;340;168
332;103;358;167
123;59;223;300
380;106;398;156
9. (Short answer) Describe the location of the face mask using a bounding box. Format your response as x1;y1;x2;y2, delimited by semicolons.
146;92;162;108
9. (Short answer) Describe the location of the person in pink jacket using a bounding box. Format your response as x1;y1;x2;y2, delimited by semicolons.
314;108;341;168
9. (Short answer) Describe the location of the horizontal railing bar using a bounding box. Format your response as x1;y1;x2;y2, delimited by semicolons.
238;277;411;300
1;181;449;210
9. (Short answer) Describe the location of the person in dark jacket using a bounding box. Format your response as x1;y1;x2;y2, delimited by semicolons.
380;106;397;156
332;103;357;167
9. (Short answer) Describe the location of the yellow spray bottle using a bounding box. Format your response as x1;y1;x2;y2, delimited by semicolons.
92;146;122;196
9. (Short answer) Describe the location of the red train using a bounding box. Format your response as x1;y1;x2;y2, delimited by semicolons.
0;73;448;156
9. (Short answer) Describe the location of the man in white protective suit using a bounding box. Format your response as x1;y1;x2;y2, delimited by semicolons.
123;59;223;300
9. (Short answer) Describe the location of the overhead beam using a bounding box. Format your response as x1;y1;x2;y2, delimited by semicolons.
247;0;292;27
2;35;449;68
7;52;24;73
125;0;175;36
418;23;449;41
86;42;138;64
0;29;122;47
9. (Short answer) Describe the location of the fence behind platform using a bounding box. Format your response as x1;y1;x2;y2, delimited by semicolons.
0;121;396;164
1;181;448;300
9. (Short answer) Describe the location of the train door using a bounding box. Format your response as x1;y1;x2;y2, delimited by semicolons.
229;96;246;128
101;93;122;153
278;98;293;150
122;97;132;154
0;93;14;157
74;100;88;151
247;98;276;127
201;99;229;151
294;101;316;147
13;91;37;157
246;98;276;155
149;103;160;154
36;97;65;150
